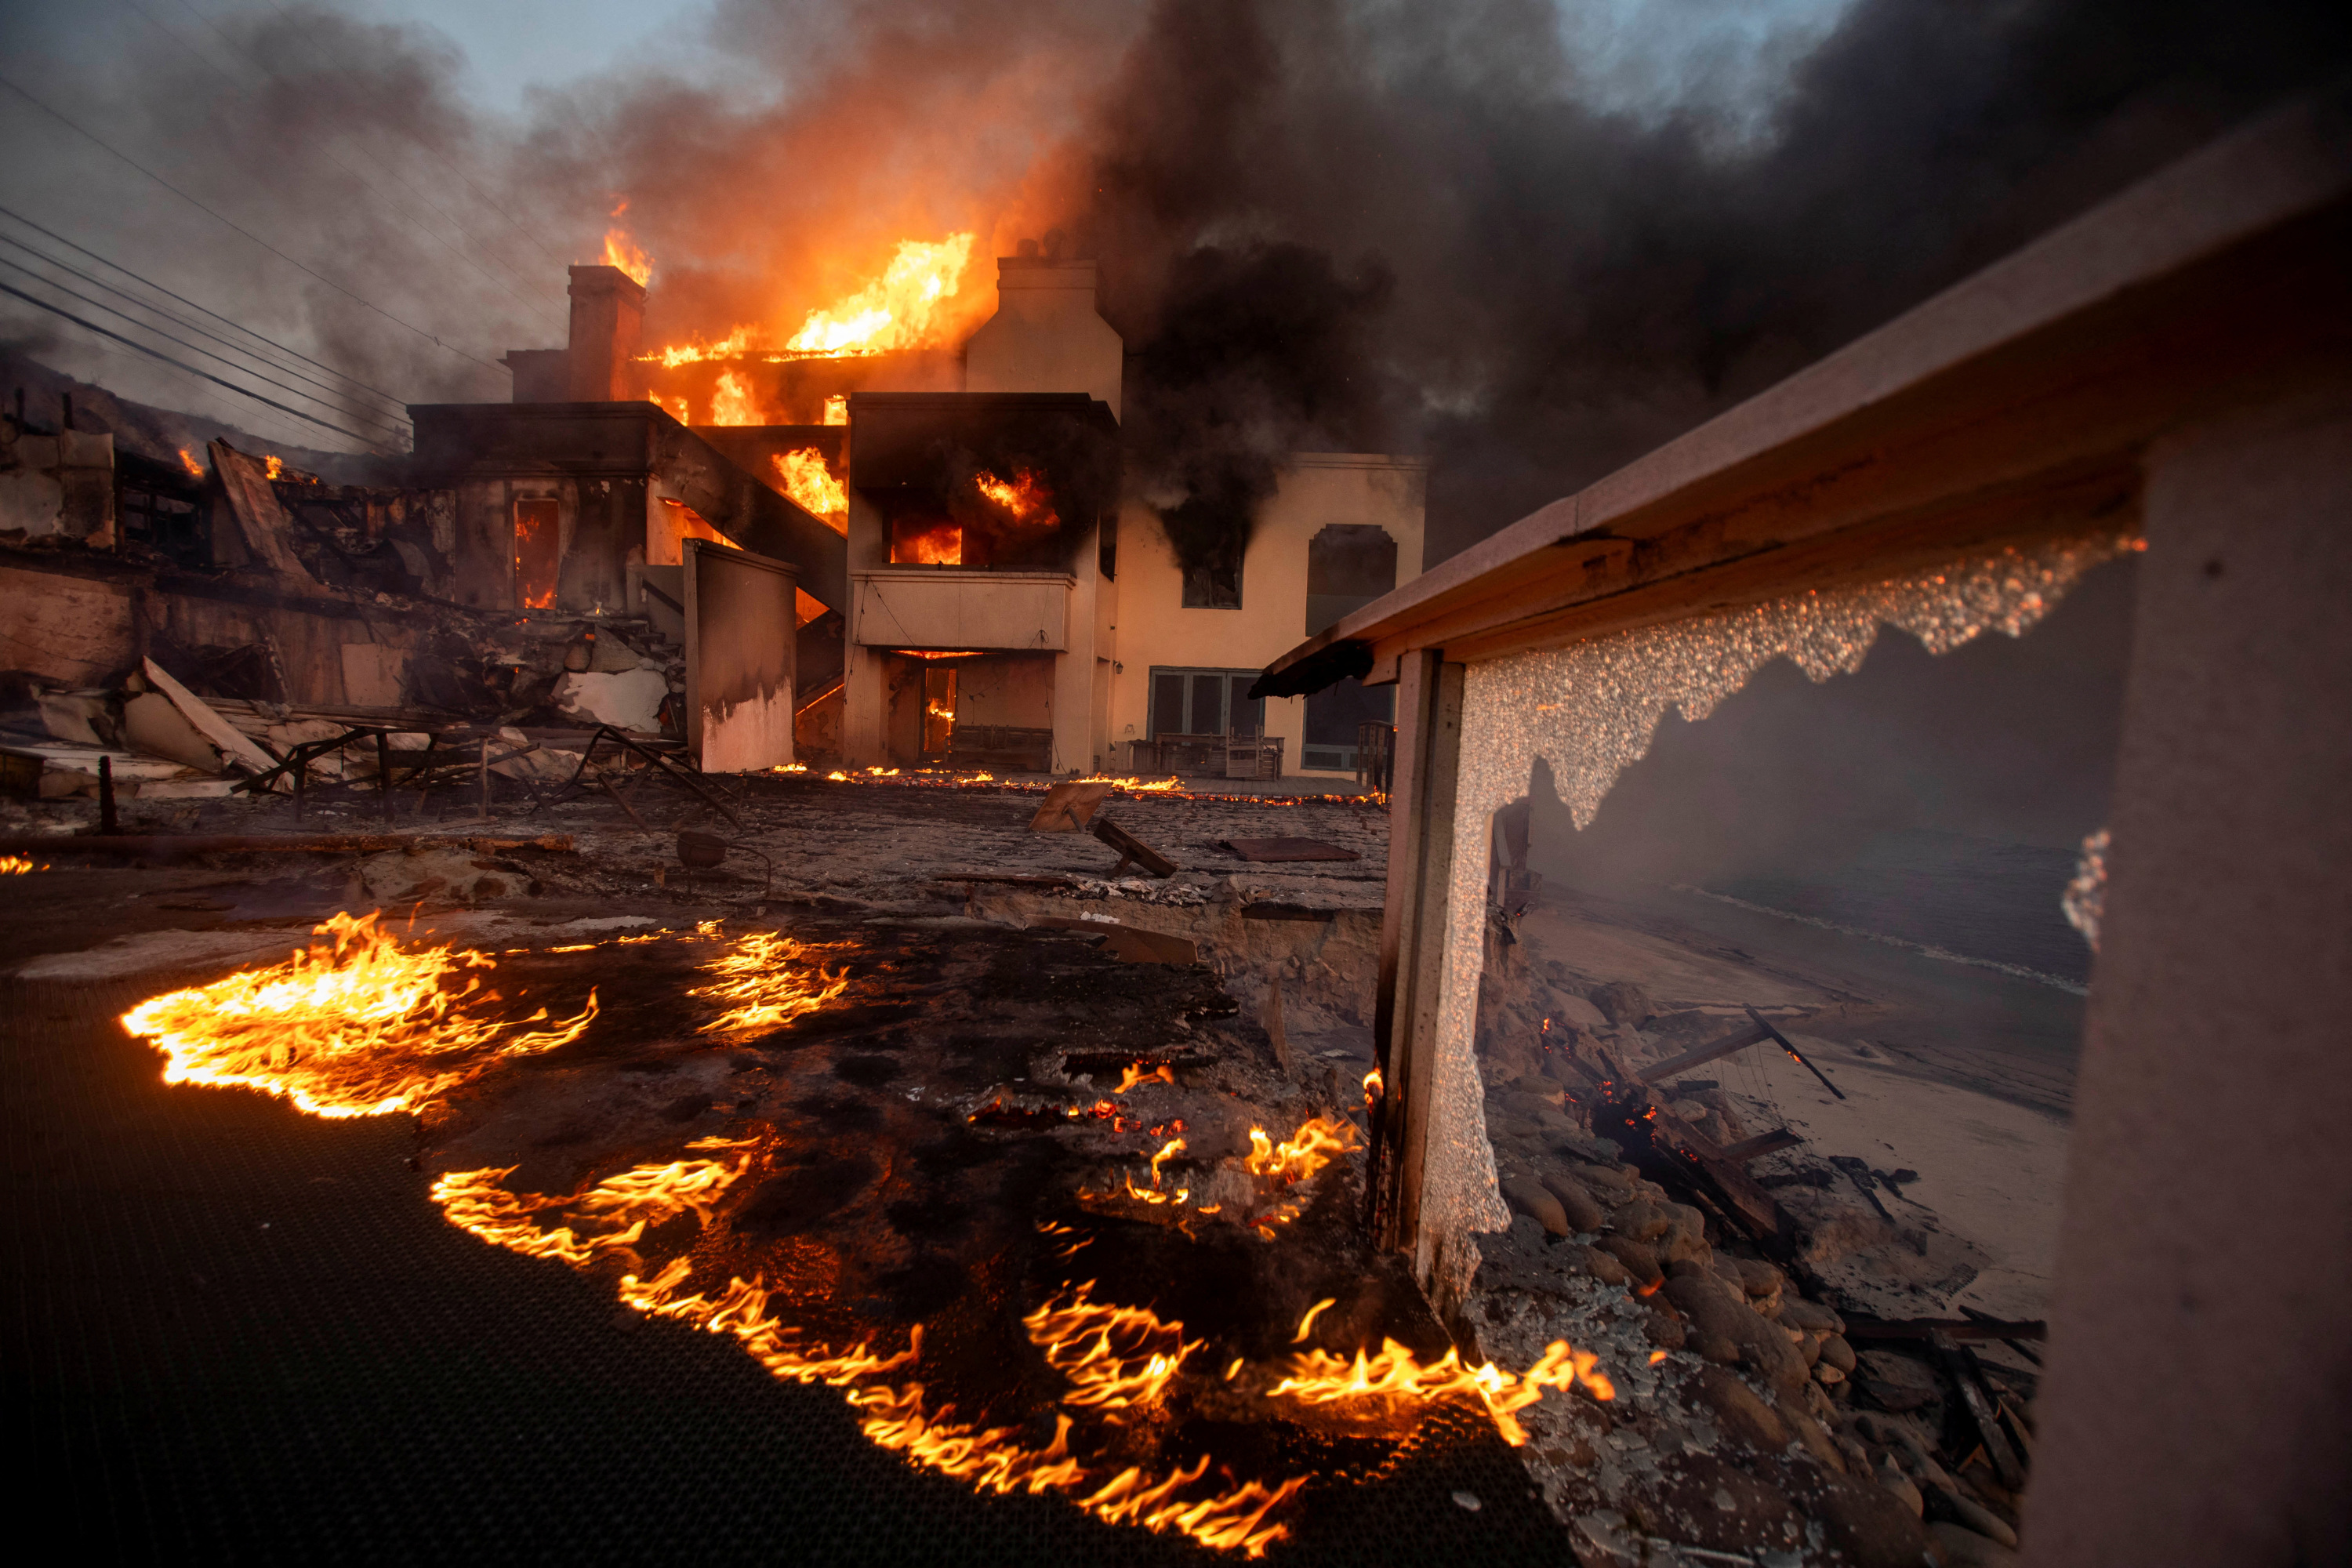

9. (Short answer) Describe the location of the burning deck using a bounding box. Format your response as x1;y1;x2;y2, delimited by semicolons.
111;906;1619;1556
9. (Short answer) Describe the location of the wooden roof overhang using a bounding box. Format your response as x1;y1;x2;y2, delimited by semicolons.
1255;89;2352;698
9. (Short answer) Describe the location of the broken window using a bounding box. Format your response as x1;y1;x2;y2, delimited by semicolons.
1305;523;1396;634
1180;538;1243;609
513;496;560;609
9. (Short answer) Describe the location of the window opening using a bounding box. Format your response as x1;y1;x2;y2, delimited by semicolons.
514;497;560;610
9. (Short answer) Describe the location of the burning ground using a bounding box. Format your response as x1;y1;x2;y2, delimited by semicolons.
5;773;2037;1563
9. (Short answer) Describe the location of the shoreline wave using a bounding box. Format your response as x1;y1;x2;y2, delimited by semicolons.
1667;884;2090;997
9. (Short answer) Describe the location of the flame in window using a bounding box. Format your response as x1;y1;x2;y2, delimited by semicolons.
771;447;847;531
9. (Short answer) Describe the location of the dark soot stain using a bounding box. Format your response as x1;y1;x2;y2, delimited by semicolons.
832;1054;902;1087
788;1092;884;1130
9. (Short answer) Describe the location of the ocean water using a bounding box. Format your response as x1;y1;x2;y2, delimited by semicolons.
1678;829;2092;993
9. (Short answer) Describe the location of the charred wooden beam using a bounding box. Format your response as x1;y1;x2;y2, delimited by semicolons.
1634;1019;1773;1083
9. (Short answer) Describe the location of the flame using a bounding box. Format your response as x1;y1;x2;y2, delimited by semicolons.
263;455;284;481
1024;1282;1196;1410
1269;1335;1616;1446
602;229;653;287
648;391;691;423
710;369;762;426
0;855;41;874
1244;1116;1358;1185
786;234;975;357
771;762;809;774
974;466;1058;532
1292;1298;1337;1342
118;911;599;1119
891;519;963;565
176;447;205;479
772;448;848;530
1112;1062;1176;1094
647;326;760;368
688;927;851;1036
1072;775;1181;793
1363;1067;1383;1105
822;394;848;425
433;1153;752;1266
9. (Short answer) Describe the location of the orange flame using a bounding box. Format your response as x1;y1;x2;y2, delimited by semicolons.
433;1152;753;1266
822;394;848;426
1363;1067;1383;1105
710;369;762;426
772;448;848;530
1024;1282;1196;1410
974;466;1058;532
647;326;760;369
176;446;205;479
601;229;653;287
688;927;851;1036
0;855;40;874
1269;1327;1617;1446
1073;775;1181;793
647;391;691;423
891;519;963;565
1112;1062;1176;1094
118;911;598;1119
786;233;975;357
263;455;284;481
1244;1116;1358;1185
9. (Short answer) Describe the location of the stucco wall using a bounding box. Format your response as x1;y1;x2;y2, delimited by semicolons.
1108;452;1427;775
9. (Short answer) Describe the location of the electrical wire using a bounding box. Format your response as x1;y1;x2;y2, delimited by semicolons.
0;256;410;441
0;238;411;433
0;281;397;449
0;72;505;372
0;201;413;408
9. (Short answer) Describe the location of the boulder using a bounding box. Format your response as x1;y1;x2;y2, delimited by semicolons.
1927;1521;2021;1566
1588;980;1658;1028
1500;1177;1569;1236
1691;1365;1786;1451
1876;1453;1926;1515
1781;1297;1846;1334
1578;1246;1632;1287
1820;1333;1857;1374
1595;1235;1662;1289
1537;1171;1606;1233
1610;1200;1673;1242
1781;1402;1847;1472
1663;1270;1809;1392
1808;1475;1941;1568
1733;1258;1787;1298
1855;1349;1943;1414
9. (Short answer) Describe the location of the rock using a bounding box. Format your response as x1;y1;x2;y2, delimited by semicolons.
1578;1246;1632;1287
1588;980;1658;1028
1781;1401;1847;1473
1781;1297;1846;1334
1696;1334;1742;1364
1691;1365;1787;1450
1642;1301;1687;1350
1710;1254;1748;1290
1624;1451;1806;1557
1820;1334;1857;1374
1733;1258;1786;1298
1663;1270;1810;1392
1573;1160;1639;1194
1501;1177;1570;1236
1610;1200;1673;1242
1798;1331;1823;1367
1923;1486;2019;1548
1856;1349;1943;1414
1927;1520;2021;1566
1538;1171;1606;1232
1595;1235;1662;1289
1660;1225;1711;1265
1876;1454;1925;1516
1809;1475;1940;1568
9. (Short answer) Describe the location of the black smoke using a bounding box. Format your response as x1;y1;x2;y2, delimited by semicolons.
1049;0;2352;561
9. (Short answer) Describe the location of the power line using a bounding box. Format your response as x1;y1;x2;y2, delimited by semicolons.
0;255;412;440
0;201;412;408
0;234;411;428
120;0;566;332
0;71;506;373
0;281;397;449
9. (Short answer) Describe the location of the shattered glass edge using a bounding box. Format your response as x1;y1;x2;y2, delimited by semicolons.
1420;532;2142;1286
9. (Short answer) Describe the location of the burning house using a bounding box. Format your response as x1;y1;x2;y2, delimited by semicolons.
2;29;2347;1568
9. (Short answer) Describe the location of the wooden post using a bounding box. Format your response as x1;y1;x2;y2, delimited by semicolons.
1368;648;1464;1273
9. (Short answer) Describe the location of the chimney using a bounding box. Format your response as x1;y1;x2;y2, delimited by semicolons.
963;240;1123;419
564;264;647;402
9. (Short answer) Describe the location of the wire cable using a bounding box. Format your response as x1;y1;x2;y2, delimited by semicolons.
0;72;504;372
0;237;411;430
0;201;416;408
0;256;412;441
0;281;397;449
